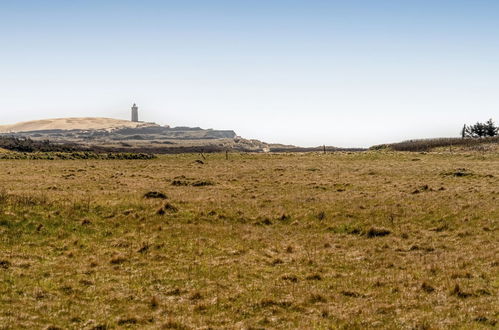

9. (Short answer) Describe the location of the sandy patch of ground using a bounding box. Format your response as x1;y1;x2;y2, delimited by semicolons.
0;117;158;133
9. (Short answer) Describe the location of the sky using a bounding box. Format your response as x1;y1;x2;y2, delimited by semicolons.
1;0;498;147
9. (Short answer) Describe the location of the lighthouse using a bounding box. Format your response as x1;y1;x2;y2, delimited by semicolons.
131;103;139;122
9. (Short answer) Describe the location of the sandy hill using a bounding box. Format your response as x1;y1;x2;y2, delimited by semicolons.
0;117;158;133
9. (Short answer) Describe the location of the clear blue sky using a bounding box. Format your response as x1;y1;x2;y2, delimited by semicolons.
1;0;498;147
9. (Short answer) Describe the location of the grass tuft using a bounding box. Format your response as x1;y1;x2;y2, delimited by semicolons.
109;256;127;265
421;282;435;293
144;191;168;199
365;227;391;238
450;284;473;298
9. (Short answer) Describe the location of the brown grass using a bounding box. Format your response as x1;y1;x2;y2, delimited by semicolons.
0;151;497;328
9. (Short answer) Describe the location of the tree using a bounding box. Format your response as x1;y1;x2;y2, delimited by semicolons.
461;119;498;138
471;122;486;138
484;118;498;137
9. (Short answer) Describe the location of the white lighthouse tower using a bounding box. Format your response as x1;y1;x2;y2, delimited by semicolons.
131;103;139;122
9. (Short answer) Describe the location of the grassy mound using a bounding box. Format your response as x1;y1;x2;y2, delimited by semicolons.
371;136;499;152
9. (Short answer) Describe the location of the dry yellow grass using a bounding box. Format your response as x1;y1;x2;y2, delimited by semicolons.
0;151;498;329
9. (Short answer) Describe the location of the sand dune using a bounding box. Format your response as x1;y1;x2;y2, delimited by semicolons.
0;117;158;133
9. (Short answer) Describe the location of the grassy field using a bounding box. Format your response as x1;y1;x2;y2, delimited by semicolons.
0;151;498;329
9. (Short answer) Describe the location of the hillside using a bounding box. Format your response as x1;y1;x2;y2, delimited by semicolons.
0;117;158;133
0;117;353;153
0;117;261;152
371;136;499;152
